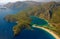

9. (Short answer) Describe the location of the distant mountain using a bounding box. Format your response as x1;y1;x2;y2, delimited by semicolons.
4;1;60;23
4;1;41;11
5;1;60;22
4;1;60;20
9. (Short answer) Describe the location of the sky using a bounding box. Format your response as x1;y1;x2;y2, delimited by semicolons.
0;0;60;4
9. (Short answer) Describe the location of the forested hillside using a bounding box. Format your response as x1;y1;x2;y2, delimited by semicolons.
5;2;60;36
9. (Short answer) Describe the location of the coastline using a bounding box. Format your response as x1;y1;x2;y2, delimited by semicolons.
32;25;60;39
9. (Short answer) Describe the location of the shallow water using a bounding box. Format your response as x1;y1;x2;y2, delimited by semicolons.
30;16;48;26
0;8;55;39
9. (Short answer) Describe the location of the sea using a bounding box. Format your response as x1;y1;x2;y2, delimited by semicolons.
0;7;55;39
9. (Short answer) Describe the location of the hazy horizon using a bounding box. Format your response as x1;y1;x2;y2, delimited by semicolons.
0;0;60;4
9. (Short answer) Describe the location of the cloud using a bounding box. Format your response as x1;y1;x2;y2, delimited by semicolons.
25;0;60;2
0;0;25;3
0;0;60;4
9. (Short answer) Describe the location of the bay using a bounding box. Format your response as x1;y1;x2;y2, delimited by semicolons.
0;7;55;39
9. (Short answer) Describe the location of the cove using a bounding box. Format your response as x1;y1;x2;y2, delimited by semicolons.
0;7;55;39
14;28;55;39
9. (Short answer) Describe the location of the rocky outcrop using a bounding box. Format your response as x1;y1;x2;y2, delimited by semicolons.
4;15;17;22
4;13;32;36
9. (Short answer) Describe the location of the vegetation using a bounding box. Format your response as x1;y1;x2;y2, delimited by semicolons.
48;6;60;36
5;12;32;36
5;2;60;36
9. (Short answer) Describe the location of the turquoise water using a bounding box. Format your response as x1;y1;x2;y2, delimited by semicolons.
30;16;48;26
0;8;55;39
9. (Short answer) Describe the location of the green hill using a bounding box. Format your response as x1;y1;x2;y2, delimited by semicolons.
5;2;60;36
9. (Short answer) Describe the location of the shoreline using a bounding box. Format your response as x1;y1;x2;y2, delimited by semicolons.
32;25;60;39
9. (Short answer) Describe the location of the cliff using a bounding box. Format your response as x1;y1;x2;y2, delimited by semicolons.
4;12;32;36
4;1;60;36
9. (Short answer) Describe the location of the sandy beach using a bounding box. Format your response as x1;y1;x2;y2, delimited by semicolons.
32;25;60;39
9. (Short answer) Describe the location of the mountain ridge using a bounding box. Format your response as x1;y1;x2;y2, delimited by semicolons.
4;1;41;10
4;1;60;36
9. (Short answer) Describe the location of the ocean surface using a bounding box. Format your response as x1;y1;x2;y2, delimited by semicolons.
0;7;55;39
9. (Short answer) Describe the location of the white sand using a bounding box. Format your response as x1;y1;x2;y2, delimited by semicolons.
32;25;60;39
